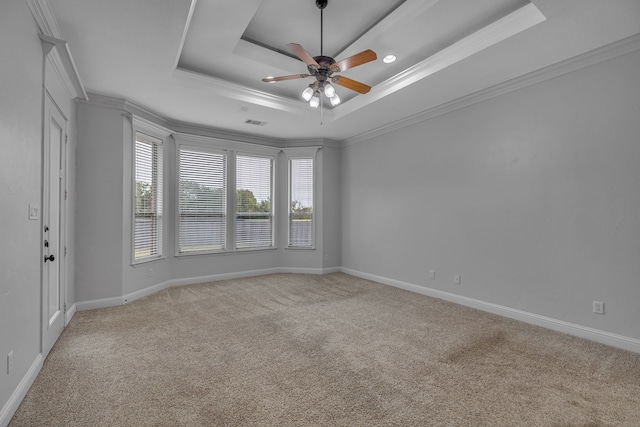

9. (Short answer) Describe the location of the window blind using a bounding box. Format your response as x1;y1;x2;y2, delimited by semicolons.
178;147;226;253
289;158;314;247
236;155;273;249
134;134;163;260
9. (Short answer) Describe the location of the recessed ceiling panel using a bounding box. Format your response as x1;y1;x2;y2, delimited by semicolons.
178;0;536;107
241;0;406;59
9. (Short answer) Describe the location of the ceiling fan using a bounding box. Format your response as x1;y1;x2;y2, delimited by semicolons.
262;0;377;108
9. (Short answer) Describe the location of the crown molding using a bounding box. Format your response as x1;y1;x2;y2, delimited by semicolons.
79;93;341;150
343;31;640;147
281;146;321;158
129;115;174;139
281;138;341;149
173;68;335;120
39;34;88;101
30;0;88;101
27;0;63;38
80;92;284;147
173;0;198;70
173;132;282;155
332;2;546;121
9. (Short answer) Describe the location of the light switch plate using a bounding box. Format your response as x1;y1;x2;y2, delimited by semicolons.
29;203;40;220
7;351;13;374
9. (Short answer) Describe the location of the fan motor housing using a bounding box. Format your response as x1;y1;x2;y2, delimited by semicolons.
309;55;336;80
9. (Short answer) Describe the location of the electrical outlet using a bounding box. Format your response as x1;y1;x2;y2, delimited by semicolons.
454;275;461;285
593;301;604;315
7;351;13;374
429;270;435;279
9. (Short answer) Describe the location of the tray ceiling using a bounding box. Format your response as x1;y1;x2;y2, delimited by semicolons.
48;0;640;141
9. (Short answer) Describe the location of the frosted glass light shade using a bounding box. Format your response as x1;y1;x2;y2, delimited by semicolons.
329;93;341;106
324;83;335;98
301;87;314;101
309;94;320;108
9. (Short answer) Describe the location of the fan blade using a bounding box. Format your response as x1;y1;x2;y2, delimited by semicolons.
287;43;320;69
331;75;372;94
262;74;312;83
330;49;377;73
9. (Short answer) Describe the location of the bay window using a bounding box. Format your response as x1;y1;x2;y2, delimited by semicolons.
176;135;277;255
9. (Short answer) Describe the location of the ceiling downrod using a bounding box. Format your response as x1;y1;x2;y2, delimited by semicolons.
316;0;327;56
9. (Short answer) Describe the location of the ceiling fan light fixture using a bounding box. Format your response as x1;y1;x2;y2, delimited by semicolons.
324;83;335;97
309;92;320;108
261;0;376;108
301;86;315;101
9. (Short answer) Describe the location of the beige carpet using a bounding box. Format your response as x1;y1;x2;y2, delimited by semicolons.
10;273;640;426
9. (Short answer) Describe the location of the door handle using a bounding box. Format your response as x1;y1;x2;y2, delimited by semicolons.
44;254;55;262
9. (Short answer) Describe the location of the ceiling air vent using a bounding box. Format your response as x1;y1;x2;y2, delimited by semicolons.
244;119;268;126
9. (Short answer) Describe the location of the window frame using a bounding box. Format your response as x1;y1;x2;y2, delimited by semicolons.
131;117;170;265
284;147;319;250
176;144;228;256
174;134;279;257
234;151;276;251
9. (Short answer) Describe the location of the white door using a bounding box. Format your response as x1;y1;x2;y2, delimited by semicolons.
42;94;66;357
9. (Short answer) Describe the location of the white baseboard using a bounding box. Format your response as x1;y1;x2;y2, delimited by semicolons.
0;354;43;427
76;267;302;310
165;267;283;289
279;267;326;274
65;303;77;325
130;266;343;300
122;280;173;304
75;295;124;311
122;267;287;304
73;266;640;355
341;267;640;354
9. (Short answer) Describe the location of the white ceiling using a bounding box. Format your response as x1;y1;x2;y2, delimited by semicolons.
49;0;640;141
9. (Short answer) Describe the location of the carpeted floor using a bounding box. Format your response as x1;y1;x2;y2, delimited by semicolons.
10;273;640;426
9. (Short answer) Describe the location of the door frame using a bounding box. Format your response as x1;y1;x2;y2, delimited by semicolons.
31;6;87;359
41;92;68;357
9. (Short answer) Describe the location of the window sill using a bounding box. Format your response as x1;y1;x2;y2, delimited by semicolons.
131;256;166;267
175;247;278;258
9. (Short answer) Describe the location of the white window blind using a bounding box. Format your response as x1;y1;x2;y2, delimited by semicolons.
289;158;314;248
134;133;163;261
236;154;274;249
178;147;226;253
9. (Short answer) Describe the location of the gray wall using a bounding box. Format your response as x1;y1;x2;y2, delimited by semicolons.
322;145;342;269
1;0;78;418
0;1;43;411
341;48;640;340
75;103;125;301
3;1;639;420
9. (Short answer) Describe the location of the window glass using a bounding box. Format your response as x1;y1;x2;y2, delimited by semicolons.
289;157;314;248
236;155;274;249
134;133;163;261
178;148;226;253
